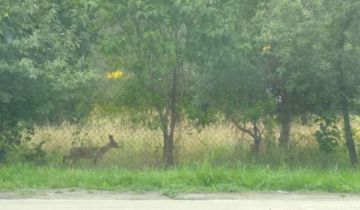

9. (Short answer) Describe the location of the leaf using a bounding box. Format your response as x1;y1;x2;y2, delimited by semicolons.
0;91;12;103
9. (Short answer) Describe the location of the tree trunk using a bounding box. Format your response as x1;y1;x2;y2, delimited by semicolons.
341;97;358;166
336;49;358;166
279;94;291;148
253;136;261;154
163;132;174;167
279;115;290;148
162;66;178;167
334;9;358;166
252;122;262;154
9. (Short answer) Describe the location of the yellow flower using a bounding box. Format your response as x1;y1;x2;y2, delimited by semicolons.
262;44;272;53
106;70;124;79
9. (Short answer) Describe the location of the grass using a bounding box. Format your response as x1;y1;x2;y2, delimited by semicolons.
25;115;359;168
5;114;355;171
30;117;242;168
3;116;358;193
1;164;360;193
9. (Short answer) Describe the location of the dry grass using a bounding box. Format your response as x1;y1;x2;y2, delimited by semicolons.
31;118;240;168
27;115;360;168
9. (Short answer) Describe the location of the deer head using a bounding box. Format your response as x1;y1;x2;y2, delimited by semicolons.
108;134;119;148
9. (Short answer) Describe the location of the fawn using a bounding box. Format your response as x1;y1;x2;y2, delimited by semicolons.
63;134;119;165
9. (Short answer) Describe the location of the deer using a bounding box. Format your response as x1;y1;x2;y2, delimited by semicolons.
63;134;119;165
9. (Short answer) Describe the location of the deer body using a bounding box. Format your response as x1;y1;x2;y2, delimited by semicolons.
64;134;119;165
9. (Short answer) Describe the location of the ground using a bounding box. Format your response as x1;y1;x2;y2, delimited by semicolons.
1;190;360;210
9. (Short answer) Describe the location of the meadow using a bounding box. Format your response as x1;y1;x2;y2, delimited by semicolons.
24;116;358;169
0;115;359;193
11;113;356;168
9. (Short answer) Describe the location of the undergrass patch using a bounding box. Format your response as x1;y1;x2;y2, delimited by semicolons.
1;164;360;193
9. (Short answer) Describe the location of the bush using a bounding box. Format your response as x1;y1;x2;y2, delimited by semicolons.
0;123;38;163
315;118;340;154
0;125;24;162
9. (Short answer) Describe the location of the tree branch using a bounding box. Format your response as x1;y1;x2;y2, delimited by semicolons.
230;117;256;140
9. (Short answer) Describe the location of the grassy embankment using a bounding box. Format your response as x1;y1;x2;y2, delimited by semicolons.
1;164;360;193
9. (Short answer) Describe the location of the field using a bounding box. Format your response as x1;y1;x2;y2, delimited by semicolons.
0;115;358;193
13;115;358;169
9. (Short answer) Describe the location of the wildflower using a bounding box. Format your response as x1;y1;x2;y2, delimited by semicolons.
262;44;272;53
106;70;124;79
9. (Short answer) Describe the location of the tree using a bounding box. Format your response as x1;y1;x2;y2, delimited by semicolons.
188;0;275;153
100;0;208;166
257;0;360;165
0;0;100;161
256;0;330;147
319;0;360;165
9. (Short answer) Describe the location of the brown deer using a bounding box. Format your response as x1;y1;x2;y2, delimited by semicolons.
63;134;119;165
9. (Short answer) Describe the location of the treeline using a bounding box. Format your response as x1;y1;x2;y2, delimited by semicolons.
0;0;359;166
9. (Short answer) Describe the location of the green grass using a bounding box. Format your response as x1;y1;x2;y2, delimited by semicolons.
1;164;360;193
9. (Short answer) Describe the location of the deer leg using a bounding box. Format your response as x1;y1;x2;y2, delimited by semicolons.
72;158;78;165
63;155;68;164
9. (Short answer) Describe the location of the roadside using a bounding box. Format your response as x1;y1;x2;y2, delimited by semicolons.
1;191;360;210
0;189;360;200
3;165;360;193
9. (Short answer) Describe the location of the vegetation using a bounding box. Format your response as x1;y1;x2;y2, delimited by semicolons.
0;0;360;193
1;164;360;193
0;0;99;161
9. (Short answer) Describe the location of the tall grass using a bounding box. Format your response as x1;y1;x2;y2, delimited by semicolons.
1;116;358;193
17;115;358;169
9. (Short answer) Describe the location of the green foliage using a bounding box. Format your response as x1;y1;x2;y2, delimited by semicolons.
253;0;360;157
0;0;100;161
256;0;328;114
0;124;34;162
315;118;341;154
0;1;96;121
10;141;47;165
100;0;199;110
92;0;360;165
99;0;230;165
189;0;275;146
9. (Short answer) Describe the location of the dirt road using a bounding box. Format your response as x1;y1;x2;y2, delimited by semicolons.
0;190;359;210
